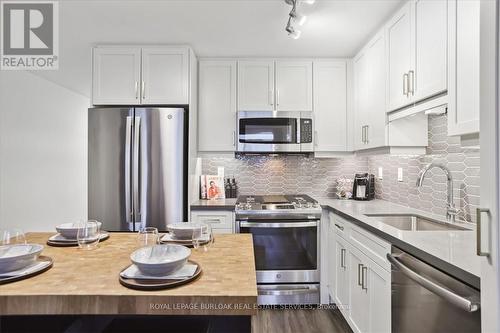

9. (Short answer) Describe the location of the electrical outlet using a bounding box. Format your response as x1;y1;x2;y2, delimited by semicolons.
397;168;403;182
378;167;383;180
217;167;224;178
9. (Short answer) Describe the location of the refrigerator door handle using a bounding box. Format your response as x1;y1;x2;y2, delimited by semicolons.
133;116;141;223
125;116;133;224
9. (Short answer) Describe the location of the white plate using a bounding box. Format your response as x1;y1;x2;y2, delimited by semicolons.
120;263;198;280
130;244;191;276
0;244;43;273
48;232;109;243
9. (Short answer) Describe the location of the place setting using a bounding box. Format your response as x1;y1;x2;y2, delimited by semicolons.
0;229;53;285
47;220;109;248
118;225;210;291
160;222;214;249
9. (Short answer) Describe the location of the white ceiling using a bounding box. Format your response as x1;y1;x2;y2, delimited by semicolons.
34;0;403;97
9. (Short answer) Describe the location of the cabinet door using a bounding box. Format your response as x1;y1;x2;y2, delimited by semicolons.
367;259;391;333
313;61;348;152
413;0;448;101
348;246;370;333
353;52;369;150
334;237;350;316
327;219;336;299
198;61;237;151
386;2;413;111
275;61;313;111
447;0;480;136
237;61;275;111
92;47;141;105
141;47;189;105
365;33;387;149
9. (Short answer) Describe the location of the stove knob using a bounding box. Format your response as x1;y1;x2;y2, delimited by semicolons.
306;202;313;208
244;203;252;210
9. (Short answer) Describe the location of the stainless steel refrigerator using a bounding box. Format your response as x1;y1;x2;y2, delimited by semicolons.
88;107;187;232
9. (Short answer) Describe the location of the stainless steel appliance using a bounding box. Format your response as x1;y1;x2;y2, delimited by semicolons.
388;247;481;333
235;195;321;304
237;111;313;153
88;107;187;232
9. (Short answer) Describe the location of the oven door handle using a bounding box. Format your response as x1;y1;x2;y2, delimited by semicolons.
387;254;480;313
239;221;318;228
258;287;316;296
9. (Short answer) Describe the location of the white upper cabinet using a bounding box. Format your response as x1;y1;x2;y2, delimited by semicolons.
198;60;237;152
237;61;275;111
313;61;348;152
447;0;480;136
413;0;448;102
386;2;413;112
92;46;191;105
386;0;448;113
275;61;313;112
141;47;189;105
92;47;141;105
354;32;387;151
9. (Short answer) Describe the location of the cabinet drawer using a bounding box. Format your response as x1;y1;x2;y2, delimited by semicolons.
330;212;350;240
191;211;234;231
349;224;391;271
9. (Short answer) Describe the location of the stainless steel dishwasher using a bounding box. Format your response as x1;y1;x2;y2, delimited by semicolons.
387;247;481;333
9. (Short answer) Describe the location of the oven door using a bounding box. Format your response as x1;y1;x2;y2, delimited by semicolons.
238;220;319;283
237;111;301;153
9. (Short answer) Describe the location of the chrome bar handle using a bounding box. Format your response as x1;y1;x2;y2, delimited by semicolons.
409;70;415;96
276;89;280;106
365;125;369;144
268;90;273;106
134;82;138;100
258;287;315;296
314;130;318;147
362;266;368;291
232;131;236;147
141;81;145;100
133;116;141;222
361;126;366;144
125;116;133;223
334;223;344;231
239;221;318;228
476;208;490;256
340;248;346;269
387;254;480;313
358;264;363;286
403;73;409;96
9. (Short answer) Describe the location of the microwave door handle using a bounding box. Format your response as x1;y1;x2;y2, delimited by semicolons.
387;254;480;313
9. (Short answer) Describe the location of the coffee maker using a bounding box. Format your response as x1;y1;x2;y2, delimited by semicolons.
352;173;375;201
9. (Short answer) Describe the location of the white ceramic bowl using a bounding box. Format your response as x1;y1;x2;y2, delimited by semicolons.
130;244;191;276
0;244;43;273
56;221;102;239
167;222;206;240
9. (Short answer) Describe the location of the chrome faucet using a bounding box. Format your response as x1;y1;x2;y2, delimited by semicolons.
416;163;459;223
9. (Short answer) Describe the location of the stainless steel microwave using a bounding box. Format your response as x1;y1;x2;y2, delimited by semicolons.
236;111;313;153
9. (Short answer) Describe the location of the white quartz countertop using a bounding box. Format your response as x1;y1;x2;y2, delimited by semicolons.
319;199;480;287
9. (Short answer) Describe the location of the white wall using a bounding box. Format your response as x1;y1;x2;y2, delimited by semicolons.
0;71;89;231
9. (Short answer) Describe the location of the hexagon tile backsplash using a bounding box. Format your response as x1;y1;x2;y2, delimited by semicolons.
202;115;480;223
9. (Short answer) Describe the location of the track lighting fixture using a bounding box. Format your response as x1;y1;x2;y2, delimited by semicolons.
284;0;313;39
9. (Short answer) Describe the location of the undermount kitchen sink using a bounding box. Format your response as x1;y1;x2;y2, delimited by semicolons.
364;214;469;231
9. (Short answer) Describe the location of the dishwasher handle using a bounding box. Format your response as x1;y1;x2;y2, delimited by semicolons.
387;254;480;313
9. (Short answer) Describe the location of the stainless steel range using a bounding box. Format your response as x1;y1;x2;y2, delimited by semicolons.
235;194;322;305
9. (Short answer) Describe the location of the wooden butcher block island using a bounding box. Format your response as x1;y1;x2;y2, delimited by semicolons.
0;233;258;317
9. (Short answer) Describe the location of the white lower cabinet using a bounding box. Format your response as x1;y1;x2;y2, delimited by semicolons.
327;213;391;333
190;210;235;234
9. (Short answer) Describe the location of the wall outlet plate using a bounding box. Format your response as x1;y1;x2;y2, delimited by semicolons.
217;167;224;178
397;168;403;182
378;167;383;180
